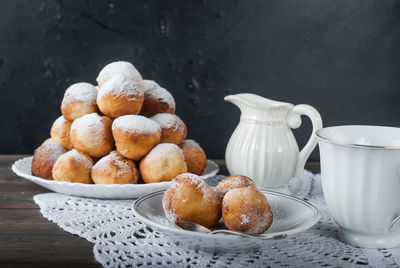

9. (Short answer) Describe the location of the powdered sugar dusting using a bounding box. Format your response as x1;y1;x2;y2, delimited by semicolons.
71;113;106;138
145;87;175;110
240;214;250;224
63;149;92;170
62;82;97;105
143;80;159;92
52;116;69;131
39;139;67;162
181;139;201;148
223;187;272;234
220;175;255;188
151;113;182;131
112;115;161;134
93;151;131;177
96;61;143;86
163;172;218;223
172;172;215;200
162;198;178;223
254;205;273;234
97;74;144;100
216;175;255;198
144;143;182;163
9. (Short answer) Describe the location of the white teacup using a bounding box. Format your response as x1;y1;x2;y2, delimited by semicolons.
316;125;400;248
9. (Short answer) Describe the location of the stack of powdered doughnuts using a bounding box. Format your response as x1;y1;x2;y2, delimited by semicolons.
32;61;208;185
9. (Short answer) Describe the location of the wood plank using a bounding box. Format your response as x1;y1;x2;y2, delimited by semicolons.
0;155;49;209
0;154;27;163
0;155;28;183
0;234;100;267
0;264;99;268
0;209;68;236
0;183;46;209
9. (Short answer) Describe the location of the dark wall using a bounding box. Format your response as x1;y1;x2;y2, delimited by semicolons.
1;0;400;160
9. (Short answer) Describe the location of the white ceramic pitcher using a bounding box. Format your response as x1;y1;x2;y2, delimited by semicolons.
225;93;322;193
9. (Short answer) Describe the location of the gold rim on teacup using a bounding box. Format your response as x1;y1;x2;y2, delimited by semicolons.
316;128;400;150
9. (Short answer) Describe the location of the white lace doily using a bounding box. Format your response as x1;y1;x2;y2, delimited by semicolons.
34;171;400;267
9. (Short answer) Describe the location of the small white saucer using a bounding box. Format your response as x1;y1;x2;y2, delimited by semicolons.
132;189;320;252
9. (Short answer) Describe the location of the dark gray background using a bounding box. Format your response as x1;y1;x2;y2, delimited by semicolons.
1;0;400;160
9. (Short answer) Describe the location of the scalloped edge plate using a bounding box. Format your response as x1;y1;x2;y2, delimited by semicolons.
12;156;219;199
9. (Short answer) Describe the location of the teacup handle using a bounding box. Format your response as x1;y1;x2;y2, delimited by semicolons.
287;104;323;179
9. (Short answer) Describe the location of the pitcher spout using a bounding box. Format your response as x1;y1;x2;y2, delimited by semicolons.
224;95;245;109
224;93;293;110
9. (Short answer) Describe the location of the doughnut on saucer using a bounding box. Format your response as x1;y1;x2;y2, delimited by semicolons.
222;186;273;234
139;143;187;183
162;173;221;228
96;61;143;88
61;82;98;121
112;115;161;160
179;139;207;175
32;138;67;180
50;115;73;150
91;151;139;184
52;149;94;183
70;113;114;158
215;174;255;198
97;74;144;118
140;86;175;117
151;113;187;144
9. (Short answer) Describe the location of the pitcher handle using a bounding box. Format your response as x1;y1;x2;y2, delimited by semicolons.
287;104;323;179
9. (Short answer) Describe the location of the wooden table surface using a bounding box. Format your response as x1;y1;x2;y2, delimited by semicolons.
0;154;320;267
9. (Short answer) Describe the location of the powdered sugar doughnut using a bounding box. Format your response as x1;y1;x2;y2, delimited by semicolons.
215;175;256;198
32;138;67;180
70;113;114;158
97;74;144;118
179;139;207;175
96;61;143;88
151;113;187;144
139;143;187;183
143;80;159;93
61;82;98;121
52;149;94;183
140;87;175;117
222;186;273;234
50;115;73;150
91;151;139;184
112;115;161;160
162;173;221;228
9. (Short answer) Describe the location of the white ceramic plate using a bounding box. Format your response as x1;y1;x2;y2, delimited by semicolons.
132;189;320;252
11;156;219;199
